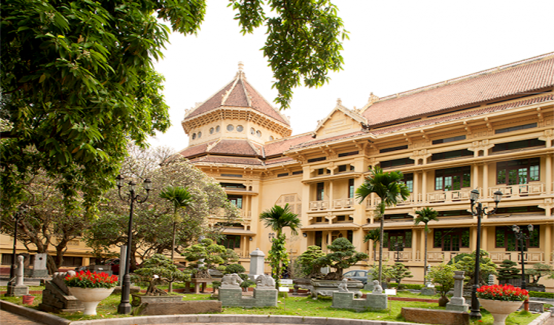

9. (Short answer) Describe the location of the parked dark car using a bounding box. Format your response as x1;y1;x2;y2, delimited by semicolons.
343;270;369;284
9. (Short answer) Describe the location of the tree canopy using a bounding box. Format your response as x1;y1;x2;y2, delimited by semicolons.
1;0;347;216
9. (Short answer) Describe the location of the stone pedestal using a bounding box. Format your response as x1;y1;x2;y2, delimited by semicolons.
219;288;243;307
5;284;29;297
248;248;265;280
185;278;214;294
446;270;469;312
332;291;388;312
363;271;374;291
219;287;278;308
310;279;363;299
421;287;437;296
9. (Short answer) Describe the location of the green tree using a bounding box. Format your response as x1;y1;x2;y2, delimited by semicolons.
427;263;456;301
159;186;193;292
455;249;498;286
497;259;520;284
260;203;301;290
355;166;410;286
181;238;238;278
527;263;553;285
317;238;368;280
132;254;191;296
297;245;326;278
364;228;380;263
1;1;347;216
388;262;413;289
414;207;439;281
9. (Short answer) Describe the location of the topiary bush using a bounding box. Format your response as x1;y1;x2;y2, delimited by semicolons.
529;291;554;298
225;263;246;274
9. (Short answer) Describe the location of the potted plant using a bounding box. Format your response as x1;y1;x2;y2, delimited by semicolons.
427;263;456;306
476;284;529;325
64;270;119;315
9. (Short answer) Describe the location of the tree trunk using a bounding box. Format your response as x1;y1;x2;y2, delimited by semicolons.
378;203;385;286
423;229;428;283
169;220;176;293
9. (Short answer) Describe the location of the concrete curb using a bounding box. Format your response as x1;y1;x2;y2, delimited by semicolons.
0;300;70;325
70;314;414;325
528;311;553;325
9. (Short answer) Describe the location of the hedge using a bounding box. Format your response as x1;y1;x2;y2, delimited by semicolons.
529;291;554;299
388;283;424;290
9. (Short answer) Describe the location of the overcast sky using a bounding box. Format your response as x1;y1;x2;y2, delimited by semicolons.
150;0;554;151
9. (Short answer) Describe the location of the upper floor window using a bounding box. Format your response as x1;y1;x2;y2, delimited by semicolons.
434;228;469;251
220;182;246;189
380;158;414;169
316;182;324;201
495;225;539;251
492;139;545;153
216;125;221;132
401;173;413;192
227;124;234;131
210;127;214;134
383;230;412;249
338;151;359;157
348;179;355;198
228;195;243;209
380;145;408;153
431;149;473;161
236;125;244;132
219;235;241;250
432;135;466;145
495;123;537;134
435;166;470;191
308;157;326;163
192;133;196;140
496;158;540;185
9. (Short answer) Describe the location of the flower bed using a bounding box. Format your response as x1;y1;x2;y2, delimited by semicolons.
477;284;529;302
64;271;119;289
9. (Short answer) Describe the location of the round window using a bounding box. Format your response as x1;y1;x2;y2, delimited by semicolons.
237;125;244;132
269;136;274;141
256;130;262;137
192;133;196;140
250;128;255;135
216;125;221;132
210;127;214;134
198;132;202;138
227;124;234;132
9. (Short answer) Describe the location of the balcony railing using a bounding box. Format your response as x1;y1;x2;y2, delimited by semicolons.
372;250;414;261
489;183;545;198
488;251;545;263
427;188;477;203
309;200;329;211
332;198;354;209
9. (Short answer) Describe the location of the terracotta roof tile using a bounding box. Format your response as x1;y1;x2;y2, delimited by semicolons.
265;157;296;165
209;140;260;156
372;94;554;135
178;142;211;158
242;81;288;124
224;80;249;107
290;131;366;150
363;54;554;126
186;83;233;119
265;134;314;157
194;156;264;166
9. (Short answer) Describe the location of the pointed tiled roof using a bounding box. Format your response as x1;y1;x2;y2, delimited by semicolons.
184;64;290;125
362;53;554;127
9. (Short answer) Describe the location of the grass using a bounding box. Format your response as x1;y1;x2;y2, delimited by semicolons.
0;291;542;324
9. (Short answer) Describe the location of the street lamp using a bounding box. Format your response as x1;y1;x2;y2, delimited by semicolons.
9;205;28;281
469;189;503;320
512;224;533;290
116;175;151;315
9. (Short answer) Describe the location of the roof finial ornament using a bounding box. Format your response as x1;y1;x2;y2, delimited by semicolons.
337;98;342;105
238;61;244;72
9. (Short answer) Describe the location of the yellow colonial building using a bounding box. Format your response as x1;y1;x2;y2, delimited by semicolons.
1;53;553;290
179;54;554;289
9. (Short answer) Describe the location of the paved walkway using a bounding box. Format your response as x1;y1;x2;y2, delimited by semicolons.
0;309;44;324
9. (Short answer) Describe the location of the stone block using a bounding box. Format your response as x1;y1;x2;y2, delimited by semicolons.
402;307;469;325
5;284;29;297
421;287;436;296
528;301;545;313
445;302;469;312
331;292;354;309
365;293;388;311
133;300;222;316
219;288;243;307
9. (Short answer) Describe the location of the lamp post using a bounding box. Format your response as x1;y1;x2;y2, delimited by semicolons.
393;242;404;262
469;189;503;320
9;205;28;281
512;224;533;290
116;175;151;315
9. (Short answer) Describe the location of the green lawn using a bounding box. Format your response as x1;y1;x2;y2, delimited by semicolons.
1;291;542;325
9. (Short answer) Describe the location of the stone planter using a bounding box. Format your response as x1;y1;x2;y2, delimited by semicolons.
293;278;313;294
131;293;184;307
478;298;523;325
310;279;363;299
68;287;115;316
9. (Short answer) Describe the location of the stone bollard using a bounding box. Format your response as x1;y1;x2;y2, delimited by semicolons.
446;270;468;312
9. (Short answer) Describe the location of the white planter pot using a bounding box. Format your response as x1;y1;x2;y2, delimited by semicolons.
68;287;115;316
478;298;523;325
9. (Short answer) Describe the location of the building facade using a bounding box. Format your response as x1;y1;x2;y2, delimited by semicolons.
1;54;553;290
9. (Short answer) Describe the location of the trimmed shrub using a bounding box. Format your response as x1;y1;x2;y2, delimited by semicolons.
529;291;554;298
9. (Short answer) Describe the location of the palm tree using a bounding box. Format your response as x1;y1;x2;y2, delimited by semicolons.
160;186;193;292
259;203;301;289
355;166;410;286
414;207;439;282
364;228;380;262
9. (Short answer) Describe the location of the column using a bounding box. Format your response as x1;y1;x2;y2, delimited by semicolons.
420;229;425;263
422;171;427;204
470;227;477;251
329;181;334;209
413;172;420;204
472;164;479;190
545;225;552;263
412;229;418;261
546;154;552;194
483;163;489;198
481;227;488;251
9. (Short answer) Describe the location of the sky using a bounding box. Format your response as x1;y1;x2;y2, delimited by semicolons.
150;0;554;151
